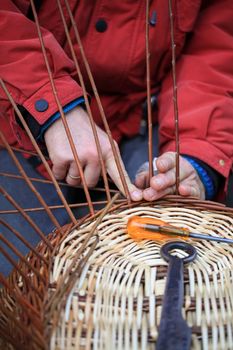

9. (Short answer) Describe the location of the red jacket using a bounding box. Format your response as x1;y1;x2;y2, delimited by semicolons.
1;0;233;194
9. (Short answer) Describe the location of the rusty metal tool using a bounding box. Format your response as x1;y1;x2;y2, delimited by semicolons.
156;241;197;350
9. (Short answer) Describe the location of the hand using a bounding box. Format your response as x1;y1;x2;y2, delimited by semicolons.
135;152;205;201
44;107;142;201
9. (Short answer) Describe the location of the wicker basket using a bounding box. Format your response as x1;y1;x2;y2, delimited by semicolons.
1;197;233;350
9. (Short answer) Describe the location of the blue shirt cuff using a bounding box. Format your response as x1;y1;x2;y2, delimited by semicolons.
37;97;85;140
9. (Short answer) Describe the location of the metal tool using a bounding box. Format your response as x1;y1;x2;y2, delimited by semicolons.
127;216;233;244
156;241;197;350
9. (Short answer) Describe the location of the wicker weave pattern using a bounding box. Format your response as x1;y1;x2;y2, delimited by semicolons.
50;205;233;350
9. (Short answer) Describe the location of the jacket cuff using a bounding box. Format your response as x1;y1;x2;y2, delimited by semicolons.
15;76;84;140
37;97;85;140
17;97;85;140
21;76;83;125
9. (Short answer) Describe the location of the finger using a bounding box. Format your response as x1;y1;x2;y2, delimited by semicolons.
150;164;193;191
52;161;69;180
134;158;159;189
135;172;150;189
142;184;176;201
106;152;143;201
66;161;82;186
179;183;204;199
83;162;101;188
156;152;176;173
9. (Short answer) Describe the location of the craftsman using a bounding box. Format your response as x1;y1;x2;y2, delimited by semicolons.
0;0;233;209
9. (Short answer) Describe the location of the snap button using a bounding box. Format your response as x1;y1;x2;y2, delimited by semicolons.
219;159;225;167
35;99;49;112
95;19;108;33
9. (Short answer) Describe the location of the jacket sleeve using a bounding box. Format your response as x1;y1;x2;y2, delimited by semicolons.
158;0;233;195
0;0;83;146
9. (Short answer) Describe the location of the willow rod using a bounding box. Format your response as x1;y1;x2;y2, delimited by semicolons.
168;0;180;194
63;0;131;202
30;0;94;215
0;329;24;350
0;273;41;320
0;186;52;250
10;146;49;160
45;193;119;315
0;305;43;349
0;172;118;193
45;235;99;339
0;218;48;265
0;199;125;214
0;78;77;225
146;0;153;181
0;233;47;284
0;245;43;297
0;130;61;231
56;0;111;203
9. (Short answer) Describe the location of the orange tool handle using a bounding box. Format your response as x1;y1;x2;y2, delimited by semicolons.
127;216;189;241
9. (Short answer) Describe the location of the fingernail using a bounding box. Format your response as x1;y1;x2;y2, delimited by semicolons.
131;190;142;201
